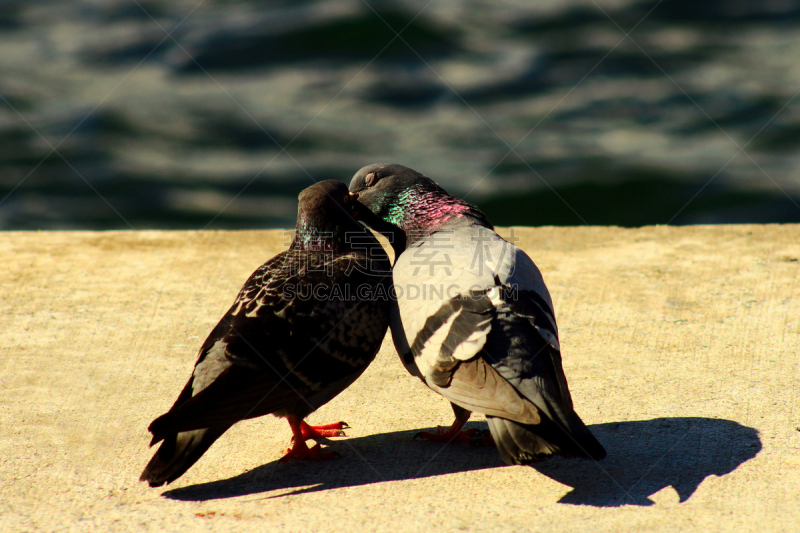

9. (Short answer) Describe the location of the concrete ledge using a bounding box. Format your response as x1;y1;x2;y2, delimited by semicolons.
1;226;798;532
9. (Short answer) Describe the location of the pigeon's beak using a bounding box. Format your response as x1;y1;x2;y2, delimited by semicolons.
348;192;360;217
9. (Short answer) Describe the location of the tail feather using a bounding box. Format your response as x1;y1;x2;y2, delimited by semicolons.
487;412;606;465
140;426;230;487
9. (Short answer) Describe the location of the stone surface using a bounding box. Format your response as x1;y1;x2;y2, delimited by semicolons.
1;226;798;532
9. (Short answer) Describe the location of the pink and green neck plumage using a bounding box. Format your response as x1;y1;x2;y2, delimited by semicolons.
292;214;337;251
384;185;491;245
292;210;367;253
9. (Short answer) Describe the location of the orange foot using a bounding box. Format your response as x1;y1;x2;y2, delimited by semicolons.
415;426;494;446
281;415;344;462
300;421;349;439
280;441;340;462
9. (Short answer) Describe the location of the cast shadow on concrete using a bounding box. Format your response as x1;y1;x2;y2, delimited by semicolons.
532;417;761;506
163;417;760;506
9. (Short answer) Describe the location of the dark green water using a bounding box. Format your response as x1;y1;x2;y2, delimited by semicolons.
1;0;799;229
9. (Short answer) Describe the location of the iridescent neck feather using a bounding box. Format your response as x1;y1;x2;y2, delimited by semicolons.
291;212;349;252
386;186;491;245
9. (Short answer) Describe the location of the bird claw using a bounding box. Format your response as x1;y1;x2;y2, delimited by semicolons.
414;427;473;444
413;426;444;440
280;442;341;462
414;426;493;446
414;424;445;438
300;421;349;440
468;429;494;447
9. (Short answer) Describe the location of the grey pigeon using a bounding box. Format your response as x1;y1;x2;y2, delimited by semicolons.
140;180;391;487
349;164;606;465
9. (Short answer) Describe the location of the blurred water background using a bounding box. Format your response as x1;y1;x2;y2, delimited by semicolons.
1;0;800;230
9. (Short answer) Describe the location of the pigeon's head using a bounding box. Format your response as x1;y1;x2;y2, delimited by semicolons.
292;180;364;251
349;163;490;252
348;164;434;224
297;179;352;214
348;164;439;253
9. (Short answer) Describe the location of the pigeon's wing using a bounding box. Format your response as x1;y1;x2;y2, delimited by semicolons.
149;250;390;443
391;226;574;422
391;226;552;372
393;227;604;461
477;286;606;461
478;285;573;426
403;283;561;427
390;227;491;377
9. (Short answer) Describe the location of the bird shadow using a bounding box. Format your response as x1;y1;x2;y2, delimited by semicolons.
531;417;761;506
163;417;760;506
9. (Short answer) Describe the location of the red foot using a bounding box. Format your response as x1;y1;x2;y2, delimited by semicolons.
280;441;340;462
280;415;344;462
300;421;349;440
415;426;494;446
416;425;477;443
468;429;494;447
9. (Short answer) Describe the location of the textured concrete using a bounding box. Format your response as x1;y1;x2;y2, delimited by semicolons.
1;226;798;532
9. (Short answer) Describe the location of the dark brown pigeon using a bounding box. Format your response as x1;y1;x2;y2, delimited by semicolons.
349;164;606;465
140;180;391;487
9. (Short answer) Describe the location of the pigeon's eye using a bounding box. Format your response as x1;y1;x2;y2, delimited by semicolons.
341;193;351;205
364;172;377;187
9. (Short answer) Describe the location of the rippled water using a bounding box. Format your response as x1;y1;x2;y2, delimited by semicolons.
1;0;799;229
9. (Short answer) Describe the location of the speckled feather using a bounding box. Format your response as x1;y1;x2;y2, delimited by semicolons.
141;180;391;487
